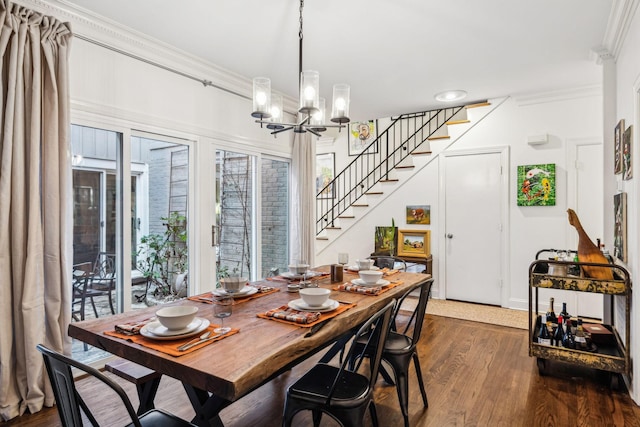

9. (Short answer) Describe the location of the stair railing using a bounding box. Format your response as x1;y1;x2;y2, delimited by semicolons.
316;105;465;235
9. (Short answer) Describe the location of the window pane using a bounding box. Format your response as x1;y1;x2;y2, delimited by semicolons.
261;158;289;277
131;135;190;307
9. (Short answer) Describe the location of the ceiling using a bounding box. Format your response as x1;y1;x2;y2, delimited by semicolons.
61;0;613;121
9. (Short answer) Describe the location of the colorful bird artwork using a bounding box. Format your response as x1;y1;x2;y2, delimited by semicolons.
517;164;556;206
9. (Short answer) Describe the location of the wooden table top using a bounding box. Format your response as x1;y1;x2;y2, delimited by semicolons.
68;268;431;402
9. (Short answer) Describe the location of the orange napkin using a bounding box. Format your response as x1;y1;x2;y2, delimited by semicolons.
104;325;239;357
257;302;356;328
334;281;403;296
381;268;399;276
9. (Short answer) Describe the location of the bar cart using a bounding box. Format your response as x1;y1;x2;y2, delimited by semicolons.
529;249;631;388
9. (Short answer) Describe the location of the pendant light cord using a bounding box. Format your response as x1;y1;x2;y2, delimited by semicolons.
298;0;304;92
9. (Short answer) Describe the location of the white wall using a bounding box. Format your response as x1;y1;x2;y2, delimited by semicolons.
610;3;640;403
316;91;603;310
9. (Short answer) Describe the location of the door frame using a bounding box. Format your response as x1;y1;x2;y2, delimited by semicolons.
438;146;510;307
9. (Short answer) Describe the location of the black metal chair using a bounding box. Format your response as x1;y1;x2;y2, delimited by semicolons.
282;300;395;427
71;262;103;321
369;255;407;271
88;252;116;316
349;278;434;427
36;344;196;427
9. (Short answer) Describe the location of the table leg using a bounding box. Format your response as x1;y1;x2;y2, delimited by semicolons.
182;384;230;427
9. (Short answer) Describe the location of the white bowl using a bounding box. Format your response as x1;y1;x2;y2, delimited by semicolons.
356;259;374;271
221;276;248;293
288;264;310;275
299;287;331;307
359;270;383;285
155;305;198;330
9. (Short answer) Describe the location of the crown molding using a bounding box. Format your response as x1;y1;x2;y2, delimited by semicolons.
513;84;602;107
13;0;267;103
593;0;640;63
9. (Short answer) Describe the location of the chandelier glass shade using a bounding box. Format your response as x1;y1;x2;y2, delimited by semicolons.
251;0;350;137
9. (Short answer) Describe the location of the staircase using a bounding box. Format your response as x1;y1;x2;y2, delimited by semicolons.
315;100;498;239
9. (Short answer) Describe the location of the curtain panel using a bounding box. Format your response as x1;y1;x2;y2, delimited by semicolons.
0;1;72;420
290;132;315;267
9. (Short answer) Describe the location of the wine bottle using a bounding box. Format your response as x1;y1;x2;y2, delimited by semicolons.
546;297;557;331
552;315;564;346
537;315;551;346
562;317;575;349
559;302;570;321
574;318;588;350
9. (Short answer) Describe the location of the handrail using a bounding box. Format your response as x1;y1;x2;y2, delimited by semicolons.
315;105;467;235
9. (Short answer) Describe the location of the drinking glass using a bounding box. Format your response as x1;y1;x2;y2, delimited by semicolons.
338;253;349;266
213;296;233;334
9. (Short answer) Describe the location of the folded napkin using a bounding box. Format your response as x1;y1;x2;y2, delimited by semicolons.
114;317;154;335
263;305;321;324
381;268;399;276
337;283;382;295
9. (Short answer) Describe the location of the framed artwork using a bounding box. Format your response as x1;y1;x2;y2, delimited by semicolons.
517;163;556;206
614;192;627;262
348;120;378;156
405;205;430;224
374;226;397;255
316;153;335;198
623;125;633;180
615;119;625;174
397;229;431;258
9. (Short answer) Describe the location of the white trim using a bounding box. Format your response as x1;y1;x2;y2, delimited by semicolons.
596;0;640;63
513;85;602;107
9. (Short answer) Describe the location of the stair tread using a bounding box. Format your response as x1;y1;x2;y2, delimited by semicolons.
316;236;329;240
465;101;491;109
338;215;355;219
412;151;433;155
395;165;415;169
326;226;342;230
445;119;471;125
380;179;399;183
365;191;383;195
352;204;369;207
428;135;450;140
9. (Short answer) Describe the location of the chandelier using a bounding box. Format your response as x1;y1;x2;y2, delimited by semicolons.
251;0;350;137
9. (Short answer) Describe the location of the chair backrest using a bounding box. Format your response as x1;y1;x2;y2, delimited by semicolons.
369;256;407;271
36;344;143;427
92;252;116;280
393;278;434;348
328;300;395;402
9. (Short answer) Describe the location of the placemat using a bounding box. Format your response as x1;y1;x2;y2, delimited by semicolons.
104;324;239;357
188;285;278;305
257;302;356;328
333;280;403;296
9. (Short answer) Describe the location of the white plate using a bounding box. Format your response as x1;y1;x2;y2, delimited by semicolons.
350;278;390;288
281;271;323;280
145;318;203;337
288;299;339;312
140;318;210;340
346;265;379;272
212;285;258;298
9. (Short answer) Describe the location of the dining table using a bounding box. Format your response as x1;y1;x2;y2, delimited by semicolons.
68;265;432;427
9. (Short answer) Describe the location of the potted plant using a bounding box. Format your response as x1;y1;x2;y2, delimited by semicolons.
135;212;188;305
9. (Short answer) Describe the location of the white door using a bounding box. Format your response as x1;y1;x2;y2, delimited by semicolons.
567;139;604;319
442;149;505;305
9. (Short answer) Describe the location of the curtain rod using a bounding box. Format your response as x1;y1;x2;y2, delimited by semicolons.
74;33;251;101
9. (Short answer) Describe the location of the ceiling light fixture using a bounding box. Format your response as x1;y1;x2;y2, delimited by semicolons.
434;90;467;102
251;0;350;137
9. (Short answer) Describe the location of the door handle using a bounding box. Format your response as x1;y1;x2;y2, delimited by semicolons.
446;233;453;239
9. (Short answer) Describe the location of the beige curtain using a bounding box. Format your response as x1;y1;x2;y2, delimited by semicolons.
290;132;316;266
0;1;72;421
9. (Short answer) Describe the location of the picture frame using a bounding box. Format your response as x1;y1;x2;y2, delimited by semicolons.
397;229;431;258
614;119;625;175
405;205;430;224
348;120;378;156
614;192;627;262
316;153;335;198
516;163;556;206
374;226;397;255
623;125;633;180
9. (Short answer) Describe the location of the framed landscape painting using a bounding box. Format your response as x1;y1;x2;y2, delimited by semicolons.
397;229;431;258
517;163;556;206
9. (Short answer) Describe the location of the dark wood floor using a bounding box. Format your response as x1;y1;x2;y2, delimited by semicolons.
6;314;640;426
